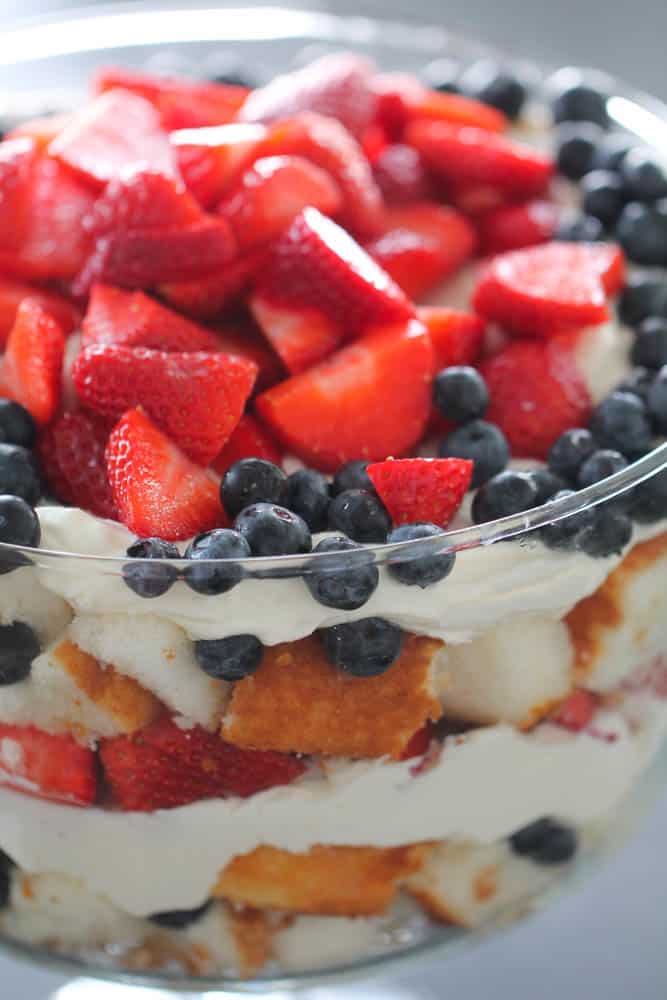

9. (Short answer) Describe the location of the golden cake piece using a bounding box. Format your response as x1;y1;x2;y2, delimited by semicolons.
222;633;442;759
228;906;276;977
213;843;432;916
566;531;667;692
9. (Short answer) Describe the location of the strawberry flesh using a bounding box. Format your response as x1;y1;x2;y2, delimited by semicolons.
211;413;283;476
367;457;473;527
419;307;485;371
0;278;80;346
38;412;119;520
0;723;96;806
0;299;65;426
172;122;268;208
158;249;266;319
551;689;597;732
475;200;558;256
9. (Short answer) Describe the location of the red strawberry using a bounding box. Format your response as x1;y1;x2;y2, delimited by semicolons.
7;112;72;150
480;339;592;459
73;345;257;465
49;89;176;189
218;155;342;251
0;299;65;426
172;122;268;208
473;242;626;337
365;202;476;299
367;457;473;527
406;120;554;200
239;53;378;140
211;413;283;476
158;249;266;319
371;143;435;205
99;716;306;812
84;170;203;240
401;721;435;761
82;285;222;352
475;200;559;256
37;412;118;520
211;319;285;392
551;689;597;732
106;408;226;540
419;307;485;371
0;138;37;253
373;72;507;137
0;723;96;806
256;319;433;472
0;278;80;346
250;207;414;374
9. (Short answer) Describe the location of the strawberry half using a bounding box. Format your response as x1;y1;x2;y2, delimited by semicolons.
172;122;268;208
419;307;485;371
406;120;554;200
474;200;558;256
84;170;203;239
0;723;96;806
551;689;597;732
473;242;626;337
106;408;226;540
38;412;119;520
73;344;257;465
49;89;176;189
371;143;435;205
99;716;306;812
212;319;285;392
256;319;433;472
0;299;65;426
211;413;283;476
374;72;507;137
367;457;473;527
158;249;266;319
7;112;72;150
480;338;592;459
0;278;80;346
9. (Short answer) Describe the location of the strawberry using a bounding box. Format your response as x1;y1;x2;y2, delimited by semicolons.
239;53;378;139
49;89;176;189
158;249;266;319
250;207;414;374
211;319;285;392
0;723;96;806
480;339;592;459
260;112;384;237
475;200;558;256
172;122;268;208
0;299;65;426
419;307;485;371
99;716;306;812
406;120;554;200
365;203;476;299
84;170;203;240
373;72;507;137
37;412;119;520
400;721;435;761
0;278;80;346
211;413;283;476
367;457;473;527
551;689;597;732
0;138;36;253
82;285;223;352
106;408;226;540
7;112;71;150
218;155;342;252
473;243;626;338
73;344;257;465
371;143;435;205
256;319;433;472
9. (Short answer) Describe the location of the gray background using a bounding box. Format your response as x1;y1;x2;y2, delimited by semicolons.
0;1;666;997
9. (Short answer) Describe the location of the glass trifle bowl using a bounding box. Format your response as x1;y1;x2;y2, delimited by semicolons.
0;3;667;998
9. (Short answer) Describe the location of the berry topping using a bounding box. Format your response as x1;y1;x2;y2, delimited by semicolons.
615;201;667;267
0;495;41;572
327;489;391;544
418;308;484;372
306;535;379;610
529;468;568;504
621;148;667;202
647;367;667;433
551;689;597;732
0;724;97;806
474;200;558;256
332;460;373;496
0;299;65;427
592;132;632;171
0;444;41;506
539;490;596;551
319;618;404;677
472;470;539;523
628;469;667;524
548;428;597;483
37;412;118;521
123;537;181;599
234;502;311;556
211;414;283;477
632;317;667;370
221;458;288;519
555;215;605;243
555;122;605;180
367;458;473;528
0;622;40;685
286;468;331;532
432;366;489;424
149;901;213;930
549;70;609;127
0;277;80;346
438;420;510;489
581;169;625;226
619;275;667;326
184;529;251;595
577;448;628;489
386;522;456;588
509;817;578;864
578;506;633;558
458;61;527;119
195;635;264;681
0;400;36;449
372;144;435;205
589;390;653;457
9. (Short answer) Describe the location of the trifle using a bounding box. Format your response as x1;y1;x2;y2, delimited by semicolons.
0;22;665;984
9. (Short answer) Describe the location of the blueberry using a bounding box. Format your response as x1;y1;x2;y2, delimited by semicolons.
439;420;510;489
458;60;526;119
647;366;667;433
319;618;403;677
628;469;667;523
540;490;596;550
510;817;578;865
422;57;461;94
123;538;180;599
529;468;568;504
432;366;489;423
0;495;41;574
577;448;628;489
0;400;36;449
471;470;539;524
386;522;456;588
305;536;378;610
581;169;625;225
332;460;372;496
286;468;330;532
555;122;604;180
617;368;654;406
195;634;263;681
221;458;288;519
234;502;311;557
149;900;213;929
632;317;667;370
615;202;667;266
621;148;667;202
579;505;633;557
0;852;11;909
591;132;632;172
184;529;250;595
327;489;390;544
590;390;653;456
555;214;605;243
0;444;41;506
619;275;667;326
549;71;609;128
548;428;597;483
0;622;40;685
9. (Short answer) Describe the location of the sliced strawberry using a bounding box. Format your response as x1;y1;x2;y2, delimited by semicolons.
480;338;592;459
99;716;306;812
250;207;414;373
256;319;433;472
475;200;559;256
158;249;266;319
400;721;435;761
419;307;485;371
0;723;96;806
551;689;597;732
7;112;72;150
406;120;554;200
0;278;80;346
49;89;176;189
0;299;65;426
367;457;473;527
373;72;507;137
37;412;118;520
473;243;626;338
218;155;342;251
82;285;222;352
0;138;36;252
365;202;476;299
371;143;435;205
73;345;257;465
171;122;268;208
239;53;378;139
211;413;283;476
260;112;384;237
211;318;285;392
106;408;226;540
84;170;203;240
